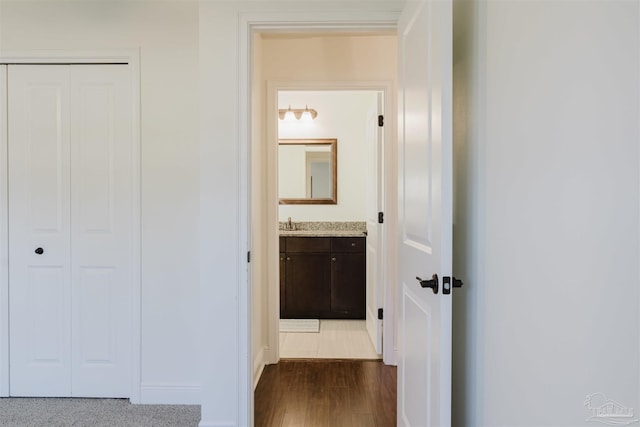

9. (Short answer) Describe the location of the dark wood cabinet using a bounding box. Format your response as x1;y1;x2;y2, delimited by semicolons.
280;236;365;319
282;253;331;317
330;252;365;317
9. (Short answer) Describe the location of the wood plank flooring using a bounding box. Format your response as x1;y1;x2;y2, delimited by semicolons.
255;360;396;427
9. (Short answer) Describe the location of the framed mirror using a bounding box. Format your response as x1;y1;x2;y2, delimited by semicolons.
278;138;337;205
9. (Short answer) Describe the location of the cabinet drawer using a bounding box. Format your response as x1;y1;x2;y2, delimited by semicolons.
285;237;331;253
331;237;365;253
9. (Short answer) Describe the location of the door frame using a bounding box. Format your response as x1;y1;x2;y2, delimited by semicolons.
0;49;142;403
263;81;397;367
238;9;400;425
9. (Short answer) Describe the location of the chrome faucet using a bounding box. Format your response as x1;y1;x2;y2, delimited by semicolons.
287;217;295;231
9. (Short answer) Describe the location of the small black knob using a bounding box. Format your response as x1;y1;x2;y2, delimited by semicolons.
34;247;44;255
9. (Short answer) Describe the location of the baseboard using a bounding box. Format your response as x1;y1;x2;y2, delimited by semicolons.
198;422;235;427
253;346;267;390
139;382;200;404
384;349;399;366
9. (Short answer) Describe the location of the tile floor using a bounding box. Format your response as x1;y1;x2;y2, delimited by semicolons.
279;319;381;359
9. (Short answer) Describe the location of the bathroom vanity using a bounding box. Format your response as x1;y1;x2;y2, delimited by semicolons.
279;232;366;319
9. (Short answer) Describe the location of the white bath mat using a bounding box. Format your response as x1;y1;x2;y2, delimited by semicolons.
280;319;320;333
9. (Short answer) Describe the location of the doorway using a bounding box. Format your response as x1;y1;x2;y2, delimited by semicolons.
0;52;142;401
250;31;399;381
277;89;383;359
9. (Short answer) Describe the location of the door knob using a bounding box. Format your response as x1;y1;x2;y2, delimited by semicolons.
416;274;438;294
34;247;44;255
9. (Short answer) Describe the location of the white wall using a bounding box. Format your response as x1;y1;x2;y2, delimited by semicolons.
453;1;640;425
0;1;201;404
278;90;376;221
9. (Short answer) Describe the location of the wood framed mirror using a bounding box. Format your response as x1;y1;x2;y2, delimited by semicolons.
278;138;337;205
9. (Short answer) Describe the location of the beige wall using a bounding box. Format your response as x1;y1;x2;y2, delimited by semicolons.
260;33;397;82
251;33;269;385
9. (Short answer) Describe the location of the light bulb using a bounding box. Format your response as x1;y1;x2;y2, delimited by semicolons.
283;105;295;121
300;105;313;122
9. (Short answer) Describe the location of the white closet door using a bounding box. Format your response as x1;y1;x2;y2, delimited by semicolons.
0;65;9;398
8;66;73;396
8;64;132;398
70;65;132;397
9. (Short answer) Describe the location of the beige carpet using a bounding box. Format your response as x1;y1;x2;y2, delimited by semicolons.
0;398;200;427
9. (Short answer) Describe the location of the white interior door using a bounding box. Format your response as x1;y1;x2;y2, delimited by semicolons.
397;0;453;426
365;92;384;355
8;64;132;398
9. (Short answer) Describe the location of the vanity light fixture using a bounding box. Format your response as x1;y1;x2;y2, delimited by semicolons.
278;105;318;121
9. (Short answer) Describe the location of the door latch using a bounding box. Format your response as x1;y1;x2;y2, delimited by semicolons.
443;276;464;295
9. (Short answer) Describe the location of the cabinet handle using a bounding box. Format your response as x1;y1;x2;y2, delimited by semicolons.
351;242;356;247
286;257;291;261
332;257;336;262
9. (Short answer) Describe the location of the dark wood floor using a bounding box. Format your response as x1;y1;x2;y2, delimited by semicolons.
255;359;397;427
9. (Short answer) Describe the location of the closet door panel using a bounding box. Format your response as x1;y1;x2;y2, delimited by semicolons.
70;65;132;397
8;65;72;396
0;64;6;397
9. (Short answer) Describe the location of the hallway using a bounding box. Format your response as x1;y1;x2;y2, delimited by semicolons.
254;360;396;426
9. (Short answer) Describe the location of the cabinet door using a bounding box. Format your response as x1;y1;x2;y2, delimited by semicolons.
282;253;331;318
331;252;366;318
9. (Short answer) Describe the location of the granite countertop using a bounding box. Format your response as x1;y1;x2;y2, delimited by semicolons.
279;229;367;237
279;221;366;237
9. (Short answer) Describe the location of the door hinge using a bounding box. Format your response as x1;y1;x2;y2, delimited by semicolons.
378;212;384;224
378;115;384;127
247;251;251;263
378;308;383;320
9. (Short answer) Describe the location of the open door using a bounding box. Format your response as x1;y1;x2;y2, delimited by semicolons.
397;0;453;426
365;92;384;355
